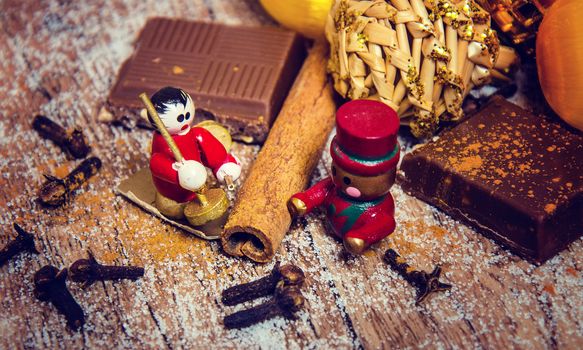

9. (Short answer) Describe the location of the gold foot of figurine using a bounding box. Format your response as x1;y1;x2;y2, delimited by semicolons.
155;192;187;219
344;237;368;255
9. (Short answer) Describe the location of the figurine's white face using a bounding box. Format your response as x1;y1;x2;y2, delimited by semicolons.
159;95;196;135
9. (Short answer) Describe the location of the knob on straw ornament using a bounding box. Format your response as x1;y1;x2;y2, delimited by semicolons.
289;100;399;254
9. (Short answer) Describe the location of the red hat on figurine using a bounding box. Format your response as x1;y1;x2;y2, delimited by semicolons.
331;100;400;176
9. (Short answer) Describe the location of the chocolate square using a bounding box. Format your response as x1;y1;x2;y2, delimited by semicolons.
399;96;583;263
108;18;306;143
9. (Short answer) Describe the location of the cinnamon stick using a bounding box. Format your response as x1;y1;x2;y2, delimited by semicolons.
222;41;336;263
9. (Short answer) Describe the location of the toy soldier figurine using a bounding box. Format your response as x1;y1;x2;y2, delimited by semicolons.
145;87;241;224
288;100;400;254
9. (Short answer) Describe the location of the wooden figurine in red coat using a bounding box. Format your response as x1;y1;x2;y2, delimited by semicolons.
288;100;400;254
148;87;241;219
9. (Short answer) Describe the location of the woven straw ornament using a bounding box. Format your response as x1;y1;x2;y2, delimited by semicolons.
325;0;518;138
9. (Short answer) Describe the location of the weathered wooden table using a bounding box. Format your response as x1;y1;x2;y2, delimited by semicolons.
0;1;581;349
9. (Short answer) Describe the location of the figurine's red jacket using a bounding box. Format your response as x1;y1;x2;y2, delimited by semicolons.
150;127;236;203
292;177;396;245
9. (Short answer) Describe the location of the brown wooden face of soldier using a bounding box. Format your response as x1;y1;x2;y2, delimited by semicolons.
331;163;396;201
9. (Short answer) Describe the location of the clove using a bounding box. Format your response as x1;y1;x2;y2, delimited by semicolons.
34;265;85;330
39;156;102;206
33;115;90;159
384;249;452;304
223;284;305;329
221;262;305;306
0;224;38;267
69;252;144;288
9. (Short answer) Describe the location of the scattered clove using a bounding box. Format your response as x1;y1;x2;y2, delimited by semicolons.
39;156;102;206
33;115;90;159
34;265;85;330
0;224;38;267
69;252;144;288
384;249;452;304
221;261;305;306
223;284;305;329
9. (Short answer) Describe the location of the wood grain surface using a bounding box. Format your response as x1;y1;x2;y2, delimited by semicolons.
0;1;581;349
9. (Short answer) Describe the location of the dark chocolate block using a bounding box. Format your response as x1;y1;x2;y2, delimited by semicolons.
399;96;583;263
108;18;306;143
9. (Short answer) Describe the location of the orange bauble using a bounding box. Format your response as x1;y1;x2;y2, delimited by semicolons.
536;0;583;131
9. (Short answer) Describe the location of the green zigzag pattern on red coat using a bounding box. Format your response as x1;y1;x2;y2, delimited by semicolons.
328;194;383;234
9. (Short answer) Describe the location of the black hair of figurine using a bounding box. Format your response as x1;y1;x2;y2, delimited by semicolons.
148;86;189;130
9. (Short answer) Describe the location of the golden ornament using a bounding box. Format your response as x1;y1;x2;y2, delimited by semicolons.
476;0;555;55
325;0;518;138
536;0;583;132
260;0;334;39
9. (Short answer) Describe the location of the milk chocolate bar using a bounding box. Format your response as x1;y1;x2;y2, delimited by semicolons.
108;18;306;143
399;96;583;263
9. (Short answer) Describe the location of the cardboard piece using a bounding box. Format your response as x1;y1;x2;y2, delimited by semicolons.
116;168;219;240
